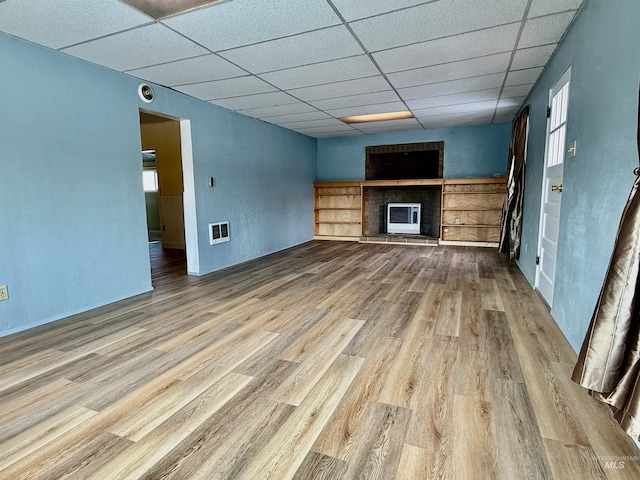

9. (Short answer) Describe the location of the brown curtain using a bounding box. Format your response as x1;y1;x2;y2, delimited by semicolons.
572;88;640;439
499;106;530;259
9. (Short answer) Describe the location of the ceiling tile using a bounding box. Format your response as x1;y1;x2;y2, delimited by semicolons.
420;113;494;129
163;0;340;51
176;76;276;100
219;26;364;74
126;54;247;86
387;53;511;89
417;110;494;123
505;67;543;86
291;128;362;137
355;119;423;133
291;125;356;136
412;100;499;117
270;111;334;125
309;91;401;110
294;124;357;134
210;92;298;110
278;118;348;129
0;0;151;49
350;0;528;52
494;111;518;123
354;118;421;129
330;0;434;22
121;0;226;20
528;0;584;18
239;102;317;119
373;23;520;73
501;84;534;98
406;89;500;110
510;44;556;70
518;12;576;49
326;102;408;118
494;106;520;123
399;73;505;101
498;96;526;109
288;76;391;102
258;55;380;90
314;131;364;138
496;105;520;116
62;24;208;71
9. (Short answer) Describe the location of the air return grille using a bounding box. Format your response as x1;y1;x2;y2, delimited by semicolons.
209;221;229;245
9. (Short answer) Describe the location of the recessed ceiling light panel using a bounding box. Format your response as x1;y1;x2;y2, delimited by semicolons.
339;111;414;124
122;0;227;20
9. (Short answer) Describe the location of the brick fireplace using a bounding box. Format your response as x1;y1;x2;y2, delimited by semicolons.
363;186;442;238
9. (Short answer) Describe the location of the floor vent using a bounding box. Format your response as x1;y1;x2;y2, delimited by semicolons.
209;221;230;245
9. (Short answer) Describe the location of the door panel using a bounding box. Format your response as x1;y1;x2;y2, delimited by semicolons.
536;68;570;306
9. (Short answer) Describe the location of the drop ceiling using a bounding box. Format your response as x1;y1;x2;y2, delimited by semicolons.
0;0;584;138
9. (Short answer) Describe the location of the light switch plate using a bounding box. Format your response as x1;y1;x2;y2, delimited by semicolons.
0;285;8;301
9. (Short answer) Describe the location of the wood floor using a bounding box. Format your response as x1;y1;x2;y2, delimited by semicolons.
1;241;638;479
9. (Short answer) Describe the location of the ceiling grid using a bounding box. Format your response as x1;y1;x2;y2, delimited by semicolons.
0;0;585;137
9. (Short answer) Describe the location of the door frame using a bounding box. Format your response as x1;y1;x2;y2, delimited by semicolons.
179;119;200;275
139;109;200;276
534;66;571;304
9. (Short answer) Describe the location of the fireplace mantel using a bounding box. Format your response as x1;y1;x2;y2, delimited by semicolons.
314;177;506;246
314;178;505;188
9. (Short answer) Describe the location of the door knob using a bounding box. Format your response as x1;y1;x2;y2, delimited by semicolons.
551;184;563;192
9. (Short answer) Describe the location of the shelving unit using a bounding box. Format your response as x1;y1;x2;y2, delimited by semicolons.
314;183;362;239
313;177;506;246
440;177;506;245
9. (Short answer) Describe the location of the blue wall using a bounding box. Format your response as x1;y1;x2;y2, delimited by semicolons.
317;123;512;181
0;32;316;336
517;0;640;351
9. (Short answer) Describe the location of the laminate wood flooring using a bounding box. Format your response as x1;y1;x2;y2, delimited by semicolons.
1;241;639;479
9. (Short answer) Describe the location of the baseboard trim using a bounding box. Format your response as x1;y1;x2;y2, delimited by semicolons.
0;286;154;339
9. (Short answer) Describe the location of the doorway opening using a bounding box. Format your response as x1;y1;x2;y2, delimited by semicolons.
139;110;199;282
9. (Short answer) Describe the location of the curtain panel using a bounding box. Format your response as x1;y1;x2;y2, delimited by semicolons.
572;89;640;439
499;107;530;259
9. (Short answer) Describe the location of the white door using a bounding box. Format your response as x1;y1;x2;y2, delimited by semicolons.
536;68;571;307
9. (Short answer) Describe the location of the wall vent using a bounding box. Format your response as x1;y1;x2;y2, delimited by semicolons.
209;221;230;245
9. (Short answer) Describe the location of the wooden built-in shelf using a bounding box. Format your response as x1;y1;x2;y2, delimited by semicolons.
316;194;358;197
314;221;361;224
442;191;504;194
441;224;498;228
441;178;506;245
357;179;444;187
442;207;502;211
314;177;507;246
314;207;360;211
314;184;363;238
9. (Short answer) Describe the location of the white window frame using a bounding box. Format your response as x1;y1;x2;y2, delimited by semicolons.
142;168;159;192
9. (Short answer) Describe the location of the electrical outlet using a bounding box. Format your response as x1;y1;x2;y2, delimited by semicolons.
0;285;8;301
